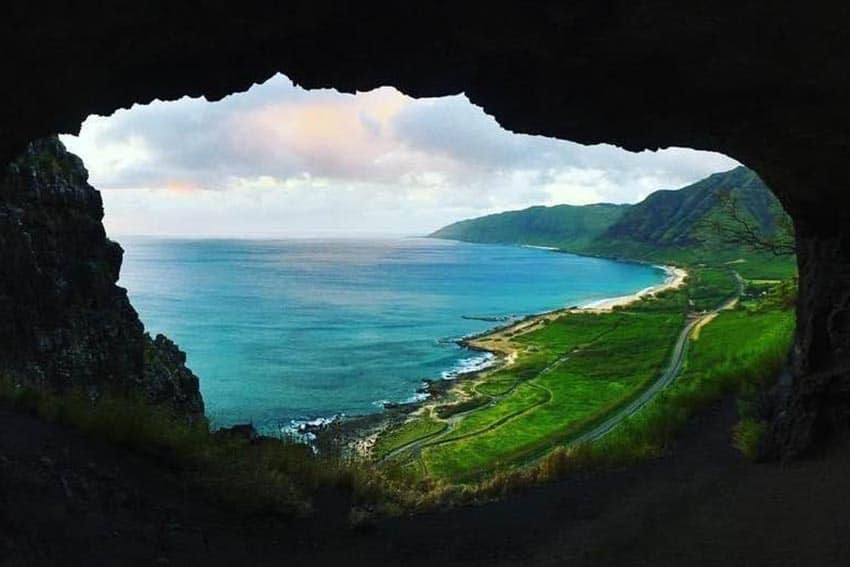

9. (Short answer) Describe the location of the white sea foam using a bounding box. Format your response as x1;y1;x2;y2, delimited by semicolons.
296;416;339;430
521;244;560;251
403;390;431;404
441;352;497;380
653;264;676;283
280;414;343;446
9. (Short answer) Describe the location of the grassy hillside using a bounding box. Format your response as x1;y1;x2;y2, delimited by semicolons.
430;203;628;250
375;270;794;483
603;167;778;247
430;167;796;280
420;305;685;480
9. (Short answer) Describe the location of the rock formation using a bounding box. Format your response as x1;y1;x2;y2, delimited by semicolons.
0;137;203;416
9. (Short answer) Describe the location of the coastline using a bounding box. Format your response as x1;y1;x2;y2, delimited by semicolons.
578;265;687;311
457;263;685;364
452;264;686;396
312;258;688;459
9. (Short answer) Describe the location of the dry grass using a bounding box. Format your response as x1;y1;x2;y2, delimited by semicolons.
732;419;767;460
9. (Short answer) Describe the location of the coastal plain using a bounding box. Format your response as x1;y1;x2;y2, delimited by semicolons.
372;264;792;482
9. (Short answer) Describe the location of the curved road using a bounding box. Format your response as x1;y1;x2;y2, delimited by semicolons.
562;271;743;447
381;271;743;464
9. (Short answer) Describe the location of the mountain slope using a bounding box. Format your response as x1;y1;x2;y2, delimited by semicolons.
602;166;781;247
430;203;628;250
430;167;795;278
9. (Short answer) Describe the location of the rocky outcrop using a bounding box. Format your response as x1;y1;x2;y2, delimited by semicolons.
0;137;203;417
763;196;850;458
142;334;204;416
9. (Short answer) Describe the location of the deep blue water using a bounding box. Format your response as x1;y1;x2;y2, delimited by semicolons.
117;237;664;431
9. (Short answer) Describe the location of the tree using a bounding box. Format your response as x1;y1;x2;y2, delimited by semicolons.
699;189;796;256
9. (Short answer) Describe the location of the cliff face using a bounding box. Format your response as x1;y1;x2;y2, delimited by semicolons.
0;137;203;416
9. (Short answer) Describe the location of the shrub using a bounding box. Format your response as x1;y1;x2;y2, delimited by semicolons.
733;419;767;460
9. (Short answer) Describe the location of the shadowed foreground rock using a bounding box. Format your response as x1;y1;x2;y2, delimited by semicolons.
4;396;850;566
0;138;203;416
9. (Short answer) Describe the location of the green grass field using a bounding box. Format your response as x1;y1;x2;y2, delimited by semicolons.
372;416;447;459
687;267;739;311
375;262;795;486
374;286;689;481
550;304;795;469
421;310;684;480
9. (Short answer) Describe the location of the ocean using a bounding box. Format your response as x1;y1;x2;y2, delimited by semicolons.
117;237;665;432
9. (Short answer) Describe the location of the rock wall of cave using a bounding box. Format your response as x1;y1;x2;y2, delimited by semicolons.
0;137;203;416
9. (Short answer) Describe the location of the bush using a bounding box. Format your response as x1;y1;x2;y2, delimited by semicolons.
733;419;767;460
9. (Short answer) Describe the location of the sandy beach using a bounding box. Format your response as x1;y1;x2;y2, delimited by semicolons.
579;265;687;311
466;265;687;354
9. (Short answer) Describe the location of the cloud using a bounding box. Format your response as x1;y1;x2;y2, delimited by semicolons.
60;73;739;236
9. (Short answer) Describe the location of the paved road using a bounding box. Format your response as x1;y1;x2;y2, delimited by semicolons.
564;271;743;447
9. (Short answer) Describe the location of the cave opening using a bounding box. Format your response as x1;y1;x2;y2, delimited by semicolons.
7;5;850;563
47;72;768;441
2;2;849;467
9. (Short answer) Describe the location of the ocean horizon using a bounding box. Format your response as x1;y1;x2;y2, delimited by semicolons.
117;236;665;433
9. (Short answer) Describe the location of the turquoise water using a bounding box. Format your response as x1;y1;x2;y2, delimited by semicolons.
117;237;664;431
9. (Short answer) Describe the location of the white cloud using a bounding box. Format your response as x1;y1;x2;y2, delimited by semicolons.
60;73;739;237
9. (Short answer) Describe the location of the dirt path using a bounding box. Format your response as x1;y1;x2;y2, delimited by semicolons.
424;382;553;449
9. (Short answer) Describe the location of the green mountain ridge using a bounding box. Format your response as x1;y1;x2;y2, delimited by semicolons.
430;166;796;280
429;202;629;251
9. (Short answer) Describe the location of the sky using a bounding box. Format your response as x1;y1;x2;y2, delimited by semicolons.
61;74;738;238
